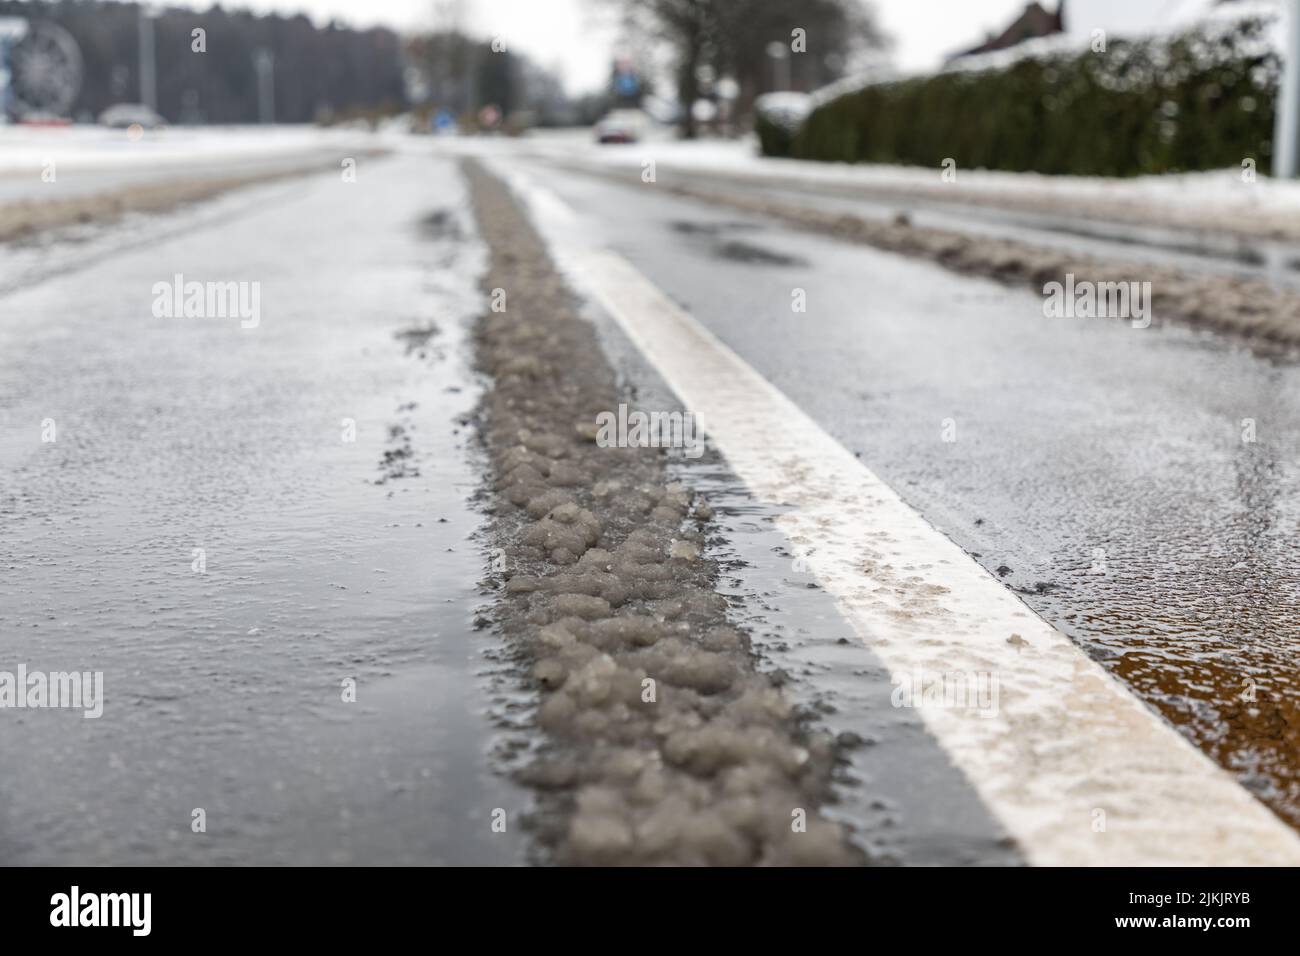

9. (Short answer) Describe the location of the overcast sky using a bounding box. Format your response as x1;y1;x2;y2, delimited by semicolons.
87;1;1227;94
268;0;1034;87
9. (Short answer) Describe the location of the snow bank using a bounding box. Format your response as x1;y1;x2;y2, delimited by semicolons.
527;133;1300;222
0;124;374;174
814;0;1284;109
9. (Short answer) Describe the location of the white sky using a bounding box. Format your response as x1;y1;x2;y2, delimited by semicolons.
216;0;1035;91
83;1;1219;94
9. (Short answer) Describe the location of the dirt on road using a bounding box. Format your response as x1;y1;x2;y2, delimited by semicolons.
463;157;862;866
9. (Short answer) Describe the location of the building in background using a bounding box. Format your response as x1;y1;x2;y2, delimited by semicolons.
949;0;1267;63
949;3;1065;61
1060;0;1265;44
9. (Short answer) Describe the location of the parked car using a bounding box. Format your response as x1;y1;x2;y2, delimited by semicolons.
594;109;646;144
98;103;166;129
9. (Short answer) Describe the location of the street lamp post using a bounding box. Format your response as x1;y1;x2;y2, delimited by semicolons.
765;41;789;92
255;50;275;124
0;18;28;124
1275;0;1300;178
139;5;158;111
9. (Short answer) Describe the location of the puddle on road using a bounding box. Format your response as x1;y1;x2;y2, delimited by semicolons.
418;207;464;241
669;219;809;268
393;322;440;356
715;240;808;268
669;219;762;236
886;399;1300;828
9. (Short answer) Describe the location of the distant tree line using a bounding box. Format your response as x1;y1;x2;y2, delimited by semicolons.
0;0;407;123
606;0;887;136
404;31;571;128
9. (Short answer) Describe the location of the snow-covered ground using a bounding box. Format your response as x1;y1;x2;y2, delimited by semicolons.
816;0;1283;105
0;124;379;174
11;119;1298;232
521;132;1300;230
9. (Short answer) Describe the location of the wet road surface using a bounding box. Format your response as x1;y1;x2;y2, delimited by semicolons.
510;151;1300;832
519;136;1300;292
585;290;1023;863
683;173;1300;291
8;132;1300;863
0;149;527;864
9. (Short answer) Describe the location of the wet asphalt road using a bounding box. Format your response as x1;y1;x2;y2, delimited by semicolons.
584;278;1022;864
514;151;1300;832
0;149;526;864
669;169;1300;291
7;133;1300;863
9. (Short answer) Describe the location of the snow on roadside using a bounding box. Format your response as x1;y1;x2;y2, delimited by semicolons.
814;0;1284;106
0;124;378;174
523;132;1300;228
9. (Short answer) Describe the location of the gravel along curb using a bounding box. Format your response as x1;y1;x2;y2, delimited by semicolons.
463;157;862;866
550;160;1300;354
0;150;387;244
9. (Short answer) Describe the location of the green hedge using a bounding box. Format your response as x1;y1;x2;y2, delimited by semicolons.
782;16;1279;176
754;93;810;159
756;111;798;159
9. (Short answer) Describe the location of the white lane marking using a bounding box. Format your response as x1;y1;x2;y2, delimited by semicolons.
491;158;1300;865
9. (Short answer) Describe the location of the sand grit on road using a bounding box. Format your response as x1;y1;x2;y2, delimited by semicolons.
463;157;861;866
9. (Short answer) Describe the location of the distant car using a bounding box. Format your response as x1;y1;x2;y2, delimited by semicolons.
98;104;165;129
595;109;645;144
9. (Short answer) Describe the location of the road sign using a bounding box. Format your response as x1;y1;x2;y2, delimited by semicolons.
615;71;639;97
3;20;81;120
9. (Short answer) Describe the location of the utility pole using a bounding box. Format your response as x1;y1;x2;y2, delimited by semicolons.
0;33;8;124
139;5;157;111
1275;0;1300;178
0;18;28;124
765;41;790;92
464;42;477;116
255;49;275;124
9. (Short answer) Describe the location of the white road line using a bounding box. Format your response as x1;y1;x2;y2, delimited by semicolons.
491;158;1300;865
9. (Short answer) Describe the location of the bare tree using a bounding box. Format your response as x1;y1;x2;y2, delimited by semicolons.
601;0;887;136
